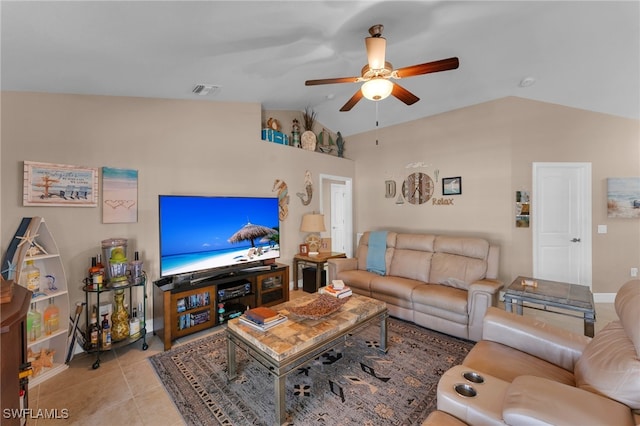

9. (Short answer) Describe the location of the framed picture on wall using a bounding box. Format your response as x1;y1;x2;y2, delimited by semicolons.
23;161;99;207
442;177;462;195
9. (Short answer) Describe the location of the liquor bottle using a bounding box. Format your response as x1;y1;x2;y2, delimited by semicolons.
89;257;103;290
86;309;99;350
27;303;42;342
43;298;60;335
130;251;143;283
21;260;41;292
96;254;105;282
101;314;111;349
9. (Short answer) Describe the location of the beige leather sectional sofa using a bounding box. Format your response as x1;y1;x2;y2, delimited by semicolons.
328;231;502;341
435;279;640;425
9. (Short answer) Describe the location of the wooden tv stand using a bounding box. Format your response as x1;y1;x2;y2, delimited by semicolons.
152;263;289;350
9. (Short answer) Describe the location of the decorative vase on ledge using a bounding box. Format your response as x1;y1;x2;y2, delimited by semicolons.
301;130;317;151
301;106;317;151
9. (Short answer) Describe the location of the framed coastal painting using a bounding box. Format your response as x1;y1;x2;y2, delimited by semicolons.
607;177;640;218
442;177;462;195
102;167;139;223
23;161;98;207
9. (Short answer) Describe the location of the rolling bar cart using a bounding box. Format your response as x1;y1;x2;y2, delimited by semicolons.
82;273;148;369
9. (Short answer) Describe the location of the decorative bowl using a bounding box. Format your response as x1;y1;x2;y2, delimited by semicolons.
286;294;348;320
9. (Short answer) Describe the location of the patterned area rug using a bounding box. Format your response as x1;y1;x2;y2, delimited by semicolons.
149;318;474;426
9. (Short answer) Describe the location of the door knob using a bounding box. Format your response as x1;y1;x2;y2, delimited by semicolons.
571;238;581;242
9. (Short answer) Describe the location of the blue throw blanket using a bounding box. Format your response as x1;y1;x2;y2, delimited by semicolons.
366;231;388;275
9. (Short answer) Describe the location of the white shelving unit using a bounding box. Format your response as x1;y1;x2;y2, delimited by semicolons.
7;217;70;387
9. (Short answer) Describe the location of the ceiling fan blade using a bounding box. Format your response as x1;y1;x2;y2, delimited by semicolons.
394;57;459;78
391;82;420;105
340;90;364;111
305;76;360;86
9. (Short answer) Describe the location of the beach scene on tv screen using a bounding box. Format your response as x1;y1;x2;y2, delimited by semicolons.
160;196;280;276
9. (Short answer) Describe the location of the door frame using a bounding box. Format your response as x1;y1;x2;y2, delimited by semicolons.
532;162;592;288
319;174;353;257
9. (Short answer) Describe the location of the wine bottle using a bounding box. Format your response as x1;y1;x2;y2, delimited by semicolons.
43;298;60;335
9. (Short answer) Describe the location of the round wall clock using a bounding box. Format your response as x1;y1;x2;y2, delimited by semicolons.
402;172;434;205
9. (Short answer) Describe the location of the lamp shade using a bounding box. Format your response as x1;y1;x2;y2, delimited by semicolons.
300;213;326;233
361;77;393;101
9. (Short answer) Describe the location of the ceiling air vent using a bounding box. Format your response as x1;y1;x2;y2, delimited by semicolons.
192;84;220;96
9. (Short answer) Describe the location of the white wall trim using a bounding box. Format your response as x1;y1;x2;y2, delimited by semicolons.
594;293;616;303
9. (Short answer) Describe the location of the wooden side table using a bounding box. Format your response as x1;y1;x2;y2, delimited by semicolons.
293;252;346;291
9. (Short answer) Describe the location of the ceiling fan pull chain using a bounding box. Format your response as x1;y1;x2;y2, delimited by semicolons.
375;102;379;145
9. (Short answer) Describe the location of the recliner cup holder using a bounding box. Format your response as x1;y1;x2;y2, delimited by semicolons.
454;383;477;398
462;371;485;384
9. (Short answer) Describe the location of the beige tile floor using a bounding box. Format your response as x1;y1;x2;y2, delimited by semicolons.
25;290;618;426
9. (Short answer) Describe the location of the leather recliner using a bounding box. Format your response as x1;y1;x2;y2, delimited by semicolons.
436;279;640;426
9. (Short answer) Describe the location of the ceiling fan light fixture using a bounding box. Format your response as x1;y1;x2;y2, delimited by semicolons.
365;36;386;70
361;78;393;101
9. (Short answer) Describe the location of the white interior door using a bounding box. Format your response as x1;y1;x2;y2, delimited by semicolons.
319;174;353;257
330;183;347;254
533;162;592;287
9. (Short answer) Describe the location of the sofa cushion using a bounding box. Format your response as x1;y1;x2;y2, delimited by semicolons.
430;253;487;290
429;236;489;290
335;269;378;295
370;276;419;310
356;231;397;273
503;375;635;426
434;235;489;260
396;233;435;251
412;284;468;317
463;340;576;386
614;279;640;355
389;249;432;283
574;320;640;410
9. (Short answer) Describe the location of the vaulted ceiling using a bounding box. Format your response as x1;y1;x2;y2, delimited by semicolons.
2;1;638;136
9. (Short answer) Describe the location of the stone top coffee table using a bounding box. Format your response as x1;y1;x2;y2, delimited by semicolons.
504;275;596;337
226;292;388;426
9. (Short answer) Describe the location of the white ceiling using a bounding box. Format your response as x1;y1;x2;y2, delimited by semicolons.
2;1;638;136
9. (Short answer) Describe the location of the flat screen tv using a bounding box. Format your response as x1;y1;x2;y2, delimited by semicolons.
158;195;280;278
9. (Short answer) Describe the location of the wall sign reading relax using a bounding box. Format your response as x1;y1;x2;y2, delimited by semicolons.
385;173;459;206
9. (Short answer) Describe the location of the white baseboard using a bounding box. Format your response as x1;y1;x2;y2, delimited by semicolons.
594;293;616;303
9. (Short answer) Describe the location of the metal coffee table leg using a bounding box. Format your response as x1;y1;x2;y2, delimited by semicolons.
275;374;286;426
379;313;388;353
226;333;237;380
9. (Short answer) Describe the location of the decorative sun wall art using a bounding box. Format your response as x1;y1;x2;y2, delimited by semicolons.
102;167;139;223
607;177;640;218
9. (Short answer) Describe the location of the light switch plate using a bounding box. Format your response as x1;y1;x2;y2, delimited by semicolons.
597;225;607;234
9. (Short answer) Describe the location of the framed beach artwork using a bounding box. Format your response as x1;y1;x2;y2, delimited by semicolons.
23;161;98;207
102;167;139;223
442;177;462;195
607;177;640;218
515;190;530;228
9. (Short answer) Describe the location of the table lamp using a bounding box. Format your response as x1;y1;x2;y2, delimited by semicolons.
300;213;326;255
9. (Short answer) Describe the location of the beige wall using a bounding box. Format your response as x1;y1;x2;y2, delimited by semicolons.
1;92;355;312
2;93;638;309
347;97;640;295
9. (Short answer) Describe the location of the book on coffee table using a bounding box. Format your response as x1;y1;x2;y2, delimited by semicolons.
319;284;352;299
244;306;281;324
239;314;287;331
